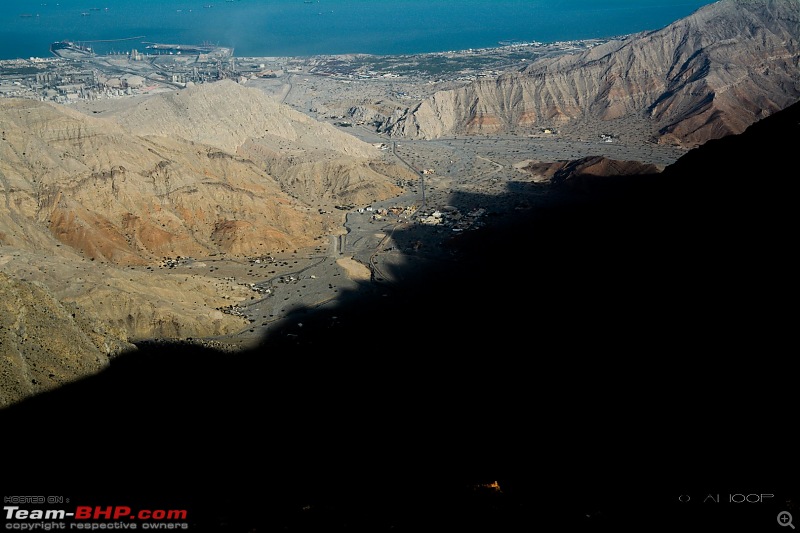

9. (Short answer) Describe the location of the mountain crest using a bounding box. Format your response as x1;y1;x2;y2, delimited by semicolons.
382;0;800;146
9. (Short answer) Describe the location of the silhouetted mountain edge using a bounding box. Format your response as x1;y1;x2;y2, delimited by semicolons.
2;99;798;531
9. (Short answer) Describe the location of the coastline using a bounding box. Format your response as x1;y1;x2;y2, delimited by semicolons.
0;0;716;61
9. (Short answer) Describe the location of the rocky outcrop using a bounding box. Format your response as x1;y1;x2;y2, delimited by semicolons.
520;156;661;194
383;0;800;146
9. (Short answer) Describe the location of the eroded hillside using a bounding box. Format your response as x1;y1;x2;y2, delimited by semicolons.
382;0;800;146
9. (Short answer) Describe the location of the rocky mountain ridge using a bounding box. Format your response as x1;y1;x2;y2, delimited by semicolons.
381;0;800;146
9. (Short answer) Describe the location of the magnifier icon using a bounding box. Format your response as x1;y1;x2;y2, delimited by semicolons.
778;511;795;529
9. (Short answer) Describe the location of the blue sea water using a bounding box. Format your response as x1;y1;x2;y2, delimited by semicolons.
1;0;717;60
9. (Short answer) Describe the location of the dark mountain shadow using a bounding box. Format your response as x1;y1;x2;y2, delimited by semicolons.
2;100;798;531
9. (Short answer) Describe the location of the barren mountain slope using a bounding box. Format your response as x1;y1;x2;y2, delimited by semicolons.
109;79;374;157
0;242;253;408
0;270;133;408
106;80;406;207
0;97;334;263
0;81;412;406
1;80;410;265
383;0;800;146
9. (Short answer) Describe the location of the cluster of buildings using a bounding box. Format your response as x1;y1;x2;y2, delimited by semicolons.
0;56;153;103
416;206;487;232
0;43;242;104
355;202;486;233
